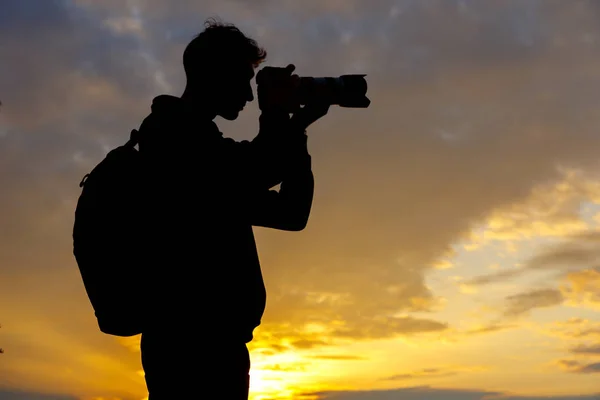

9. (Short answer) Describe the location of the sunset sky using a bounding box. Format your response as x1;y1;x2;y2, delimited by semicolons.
2;0;600;399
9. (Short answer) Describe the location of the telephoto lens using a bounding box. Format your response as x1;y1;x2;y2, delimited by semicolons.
297;75;370;108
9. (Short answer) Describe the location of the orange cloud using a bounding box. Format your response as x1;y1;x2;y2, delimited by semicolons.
560;268;600;310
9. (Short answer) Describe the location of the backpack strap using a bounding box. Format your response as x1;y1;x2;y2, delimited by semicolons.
79;129;140;189
79;173;90;188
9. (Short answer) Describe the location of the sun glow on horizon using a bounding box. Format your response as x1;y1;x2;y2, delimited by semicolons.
249;351;315;400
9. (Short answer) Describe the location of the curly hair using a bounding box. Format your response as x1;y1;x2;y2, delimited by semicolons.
183;17;267;80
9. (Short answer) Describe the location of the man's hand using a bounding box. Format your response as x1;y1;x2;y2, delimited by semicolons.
257;64;301;113
290;102;331;132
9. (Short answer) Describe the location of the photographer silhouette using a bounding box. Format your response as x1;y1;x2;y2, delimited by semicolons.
135;18;329;399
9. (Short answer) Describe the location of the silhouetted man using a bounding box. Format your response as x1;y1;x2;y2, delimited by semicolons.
136;19;329;399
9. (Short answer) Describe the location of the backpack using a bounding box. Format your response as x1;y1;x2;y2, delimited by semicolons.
72;129;147;337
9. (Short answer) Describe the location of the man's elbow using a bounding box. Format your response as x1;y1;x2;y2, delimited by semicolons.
288;219;308;231
287;200;313;231
285;213;310;231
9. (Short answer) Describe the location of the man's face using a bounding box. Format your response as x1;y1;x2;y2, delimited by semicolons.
215;61;256;121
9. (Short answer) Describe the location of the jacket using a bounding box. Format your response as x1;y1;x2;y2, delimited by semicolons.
136;95;314;342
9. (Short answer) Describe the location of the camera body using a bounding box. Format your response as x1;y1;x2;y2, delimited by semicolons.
256;66;370;111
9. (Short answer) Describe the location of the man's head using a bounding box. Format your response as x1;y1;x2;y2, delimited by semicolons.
183;18;267;120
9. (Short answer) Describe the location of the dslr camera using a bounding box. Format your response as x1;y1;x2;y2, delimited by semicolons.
256;66;370;112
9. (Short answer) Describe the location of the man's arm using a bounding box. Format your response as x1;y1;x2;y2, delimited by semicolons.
213;103;327;230
248;132;314;231
215;110;299;192
235;102;329;231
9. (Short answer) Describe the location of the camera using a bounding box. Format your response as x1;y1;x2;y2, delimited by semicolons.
296;75;370;108
256;66;371;110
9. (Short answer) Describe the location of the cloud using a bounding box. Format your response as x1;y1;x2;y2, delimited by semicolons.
380;365;488;382
0;389;78;400
291;338;331;350
560;267;600;310
570;344;600;355
0;317;145;398
260;363;308;372
578;363;600;373
469;174;596;247
311;386;600;400
468;263;599;322
538;318;600;340
463;323;518;336
330;316;448;339
383;369;457;381
249;316;448;354
535;318;600;377
309;354;367;360
557;359;600;374
431;259;454;270
503;288;564;317
468;225;600;287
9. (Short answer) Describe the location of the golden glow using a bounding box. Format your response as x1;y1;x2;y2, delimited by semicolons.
3;1;600;399
248;349;328;400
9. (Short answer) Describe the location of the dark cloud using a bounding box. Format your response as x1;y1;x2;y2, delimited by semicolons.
570;344;600;355
503;288;564;317
250;315;448;354
0;389;77;400
468;231;600;286
528;234;600;268
558;359;600;374
330;317;448;339
382;368;457;381
464;323;518;335
311;386;600;400
577;363;600;373
575;328;600;338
